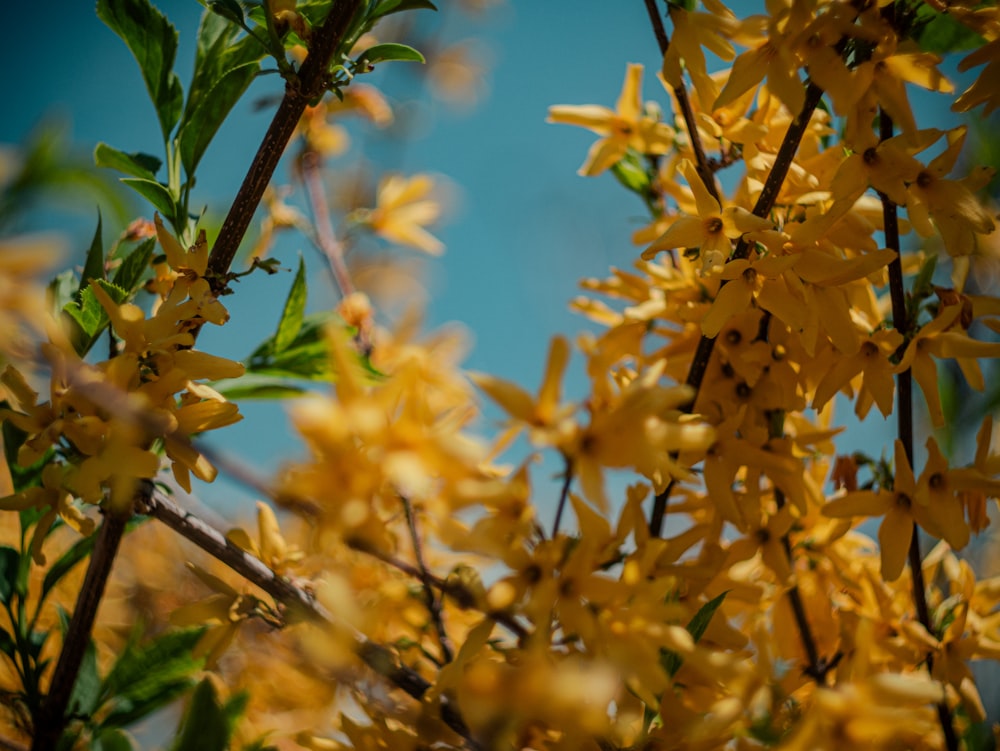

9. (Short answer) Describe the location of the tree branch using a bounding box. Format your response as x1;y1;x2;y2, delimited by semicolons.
207;0;364;285
401;495;455;663
138;490;481;748
32;508;130;751
879;109;958;751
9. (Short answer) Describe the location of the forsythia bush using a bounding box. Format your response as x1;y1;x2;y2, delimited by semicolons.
2;0;1000;749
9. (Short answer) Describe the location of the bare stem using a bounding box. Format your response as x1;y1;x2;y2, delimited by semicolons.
207;0;365;285
32;506;130;751
642;0;721;205
879;109;957;751
551;455;574;537
349;539;530;643
401;496;455;663
770;409;837;684
138;490;480;748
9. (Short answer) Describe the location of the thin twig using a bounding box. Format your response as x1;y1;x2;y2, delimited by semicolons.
642;0;721;204
769;408;837;684
551;455;574;537
349;539;530;643
138;490;481;749
299;148;373;353
879;109;958;751
401;496;455;662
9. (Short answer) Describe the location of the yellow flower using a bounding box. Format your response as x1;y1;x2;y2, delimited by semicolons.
0;463;94;564
824;440;959;581
895;298;1000;428
812;328;902;419
661;0;738;110
547;63;675;177
641;160;773;272
357;174;444;255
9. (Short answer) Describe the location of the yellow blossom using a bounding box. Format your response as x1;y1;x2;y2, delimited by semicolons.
547;63;675;176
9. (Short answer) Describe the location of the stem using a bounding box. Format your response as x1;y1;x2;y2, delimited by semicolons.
138;490;481;748
298;147;373;354
879;110;957;751
642;0;721;205
769;408;836;684
648;479;673;538
31;508;130;751
401;496;455;663
206;0;364;285
551;456;574;537
349;540;530;643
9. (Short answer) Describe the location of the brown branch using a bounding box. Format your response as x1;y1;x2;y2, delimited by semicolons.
401;496;455;663
642;0;721;205
138;490;481;749
769;408;837;684
879;109;958;751
32;507;130;751
349;539;530;643
207;0;365;286
551;455;574;537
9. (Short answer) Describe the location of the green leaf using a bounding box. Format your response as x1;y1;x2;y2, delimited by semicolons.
209;375;309;401
42;531;98;602
912;5;984;54
62;281;128;356
119;177;176;219
68;639;102;718
111;238;156;296
96;0;184;142
99;628;204;728
80;212;106;295
371;0;437;19
180;10;267;175
179;61;260;175
0;547;19;605
357;42;425;65
274;256;307;353
660;591;728;678
0;626;15;659
169;678;236;751
94;143;159;182
207;0;244;26
912;253;938;299
686;590;727;644
93;728;135;751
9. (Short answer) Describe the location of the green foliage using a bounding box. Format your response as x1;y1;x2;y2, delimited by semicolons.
93;144;162;182
660;591;728;677
371;0;438;17
62;281;128;356
910;2;984;53
97;0;184;144
357;42;426;65
0;546;18;606
274;256;308;353
179;11;267;174
80;212;107;295
111;238;156;294
169;678;249;751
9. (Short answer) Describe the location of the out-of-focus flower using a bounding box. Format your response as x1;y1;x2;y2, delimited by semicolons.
428;41;490;109
353;173;445;255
